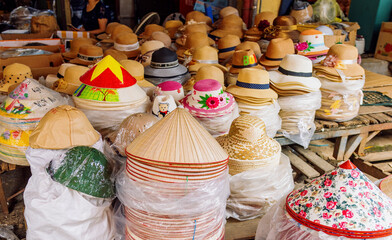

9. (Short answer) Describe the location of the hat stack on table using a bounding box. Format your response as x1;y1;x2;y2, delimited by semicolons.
176;32;214;64
181;79;239;137
0;79;68;165
209;14;244;40
216;115;294;220
73;55;150;133
270;54;321;148
117;108;229;240
314;44;365;122
226;68;281;138
257;160;392;239
187;45;227;76
296;29;329;63
227;49;264;86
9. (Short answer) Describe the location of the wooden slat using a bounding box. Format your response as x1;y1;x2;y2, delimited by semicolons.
317;120;339;129
334;136;348;161
361;151;392;162
364;70;392;89
359;106;392;115
352;158;390;179
225;217;260;240
338;118;364;127
291;145;335;172
344;134;364;160
373;162;392;173
361;114;379;124
308;140;337;163
282;148;320;179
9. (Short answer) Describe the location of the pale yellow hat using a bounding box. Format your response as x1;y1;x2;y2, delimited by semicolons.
53;65;89;95
120;59;154;88
0;63;32;93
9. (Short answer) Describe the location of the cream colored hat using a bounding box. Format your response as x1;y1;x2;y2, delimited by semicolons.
29;105;100;149
0;63;33;93
53;65;89;95
45;63;76;89
120;59;155;88
137;40;165;67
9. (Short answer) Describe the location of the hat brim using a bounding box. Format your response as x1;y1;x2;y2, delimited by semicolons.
144;72;191;86
229;63;264;74
314;63;365;78
188;63;227;73
55;83;80;95
62;51;78;60
259;54;283;67
269;70;321;91
298;46;329;56
69;58;98;66
137;79;155;88
226;84;278;99
145;64;188;78
110;47;140;58
218;51;235;61
97;33;110;40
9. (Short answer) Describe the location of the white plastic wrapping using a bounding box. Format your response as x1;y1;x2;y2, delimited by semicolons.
278;91;321;148
115;169;230;240
227;153;294;221
238;100;282;138
193;104;240;137
255;199;392;240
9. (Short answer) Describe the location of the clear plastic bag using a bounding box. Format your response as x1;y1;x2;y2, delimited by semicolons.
194;103;240;137
9;6;39;30
115;168;229;240
238;100;281;138
255;199;392;240
227;153;294;221
278;91;321;148
312;0;346;24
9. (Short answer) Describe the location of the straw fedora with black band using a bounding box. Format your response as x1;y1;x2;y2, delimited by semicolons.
187;45;228;74
53;65;89;95
144;47;190;85
229;49;264;74
218;34;241;62
236;41;262;59
70;45;104;66
136;40;165;67
111;32;140;58
62;38;97;60
226;68;277;99
259;38;295;68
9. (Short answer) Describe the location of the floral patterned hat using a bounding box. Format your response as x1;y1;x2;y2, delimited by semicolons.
296;29;329;63
286;160;392;238
180;79;235;118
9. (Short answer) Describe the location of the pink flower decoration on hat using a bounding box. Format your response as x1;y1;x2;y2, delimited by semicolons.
296;42;308;51
206;96;220;109
323;55;338;67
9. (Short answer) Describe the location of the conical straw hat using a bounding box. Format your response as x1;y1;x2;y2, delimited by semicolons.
126;108;228;165
29;105;99;149
286;160;392;238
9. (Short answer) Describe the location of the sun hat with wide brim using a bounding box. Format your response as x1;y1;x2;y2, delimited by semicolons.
62;38;97;60
165;20;183;39
0;63;33;93
149;31;171;48
229;49;264;74
259;38;295;67
226;68;277;99
100;24;134;44
254;11;277;27
69;45;104;66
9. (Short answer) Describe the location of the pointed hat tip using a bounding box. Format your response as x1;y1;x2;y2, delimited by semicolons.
340;160;357;170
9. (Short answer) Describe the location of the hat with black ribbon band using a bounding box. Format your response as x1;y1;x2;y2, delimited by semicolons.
278;66;312;77
236;80;270;89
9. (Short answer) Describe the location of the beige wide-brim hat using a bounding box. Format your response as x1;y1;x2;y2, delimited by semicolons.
53;65;89;95
119;59;155;88
62;38;97;60
226;68;278;99
69;45;104;66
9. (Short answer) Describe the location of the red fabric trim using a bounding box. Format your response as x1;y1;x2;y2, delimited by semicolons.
340;160;357;170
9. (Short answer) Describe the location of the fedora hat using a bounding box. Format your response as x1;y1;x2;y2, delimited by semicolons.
104;49;128;62
218;34;241;62
62;38;96;60
139;24;166;39
70;45;104;66
155;81;184;102
144;47;190;85
29;105;100;149
45;63;76;88
165;20;183;39
152;94;177;119
220;14;243;31
229;49;264;74
236;41;262;59
176;23;211;46
176;32;214;60
184;65;226;91
111;32;140;58
216;115;281;175
109;24;133;41
97;22;120;40
136;40;165;67
314;44;364;78
0;63;32;93
296;29;329;57
226;68;277;99
219;6;239;19
254;11;277;27
187;45;228;73
120;59;155;88
149;31;171;48
269;54;321;94
272;16;300;42
181;79;235;118
53;65;89;95
259;38;295;67
185;11;212;26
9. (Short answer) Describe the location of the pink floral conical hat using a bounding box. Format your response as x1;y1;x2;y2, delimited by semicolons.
286;160;392;238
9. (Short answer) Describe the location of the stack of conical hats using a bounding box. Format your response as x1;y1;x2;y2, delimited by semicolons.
120;108;229;240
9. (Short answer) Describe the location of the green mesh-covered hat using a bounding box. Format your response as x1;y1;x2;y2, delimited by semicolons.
47;146;115;198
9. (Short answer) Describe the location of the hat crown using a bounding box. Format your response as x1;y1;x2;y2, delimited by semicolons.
106;22;120;34
193;79;222;92
150;31;171;45
273;15;297;26
220;6;239;18
221;14;243;27
218;34;241;49
227;115;267;143
299;29;325;45
184;24;208;34
140;40;164;54
57;63;76;77
144;24;165;35
265;38;295;58
279;54;312;74
3;63;32;78
70;38;95;52
327;44;358;61
236;41;261;56
185;32;210;49
78;45;103;56
111;24;133;39
254;11;276;26
115;32;138;45
186;11;209;23
157;81;182;91
120;60;144;78
232;49;258;67
165;20;183;29
195;65;224;82
151;47;178;64
193;45;218;61
64;66;88;84
238;68;270;85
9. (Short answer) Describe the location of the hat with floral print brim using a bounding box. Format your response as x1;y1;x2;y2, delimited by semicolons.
286;160;392;239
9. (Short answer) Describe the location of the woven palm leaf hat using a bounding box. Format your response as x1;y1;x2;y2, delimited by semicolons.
380;175;392;199
216;115;281;175
285;160;392;238
122;108;228;239
144;47;190;86
0;79;68;165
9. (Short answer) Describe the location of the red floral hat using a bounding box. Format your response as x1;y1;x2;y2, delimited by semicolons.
286;160;392;238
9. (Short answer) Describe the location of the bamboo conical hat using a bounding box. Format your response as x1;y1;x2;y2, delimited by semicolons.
126;108;228;165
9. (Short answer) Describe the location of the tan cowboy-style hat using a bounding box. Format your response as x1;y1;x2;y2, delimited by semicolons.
236;41;262;59
136;40;165;67
149;31;171;48
45;63;76;88
314;44;364;79
187;45;228;73
254;11;277;27
165;20;183;39
69;45;104;66
259;38;295;67
218;34;241;62
120;59;155;88
272;16;300;42
53;65;89;95
62;38;97;60
139;24;166;39
226;68;277;99
111;32;140;58
176;32;213;60
186;11;212;26
184;65;226;91
216;115;281;175
176;23;211;46
0;63;32;93
104;48;128;62
97;22;120;40
229;49;264;74
29;105;100;149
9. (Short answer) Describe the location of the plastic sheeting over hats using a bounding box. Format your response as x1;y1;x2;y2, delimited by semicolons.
0;79;69;165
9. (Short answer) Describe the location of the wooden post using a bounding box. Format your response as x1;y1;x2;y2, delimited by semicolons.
333;135;348;161
0;175;9;214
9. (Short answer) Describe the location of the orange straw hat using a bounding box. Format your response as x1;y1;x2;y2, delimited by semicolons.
244;26;263;42
105;24;133;43
165;20;183;39
236;41;262;59
217;34;241;62
149;31;171;48
69;45;104;66
139;24;166;39
62;38;96;60
104;49;128;62
111;32;140;58
97;22;120;40
229;49;264;74
259;38;295;67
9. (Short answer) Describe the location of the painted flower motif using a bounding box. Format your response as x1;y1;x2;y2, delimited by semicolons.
296;41;309;51
323;55;338;67
331;171;337;175
326;201;337;210
373;207;382;218
378;202;384;208
324;192;333;198
339;222;348;229
300;190;308;196
299;210;307;218
332;224;338;229
376;224;384;230
351;170;360;178
365;181;373;190
198;94;219;109
340;187;347;192
348;180;355;187
343;209;354;218
324;178;332;187
364;192;371;199
295;200;301;206
323;213;332;219
306;203;313;208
